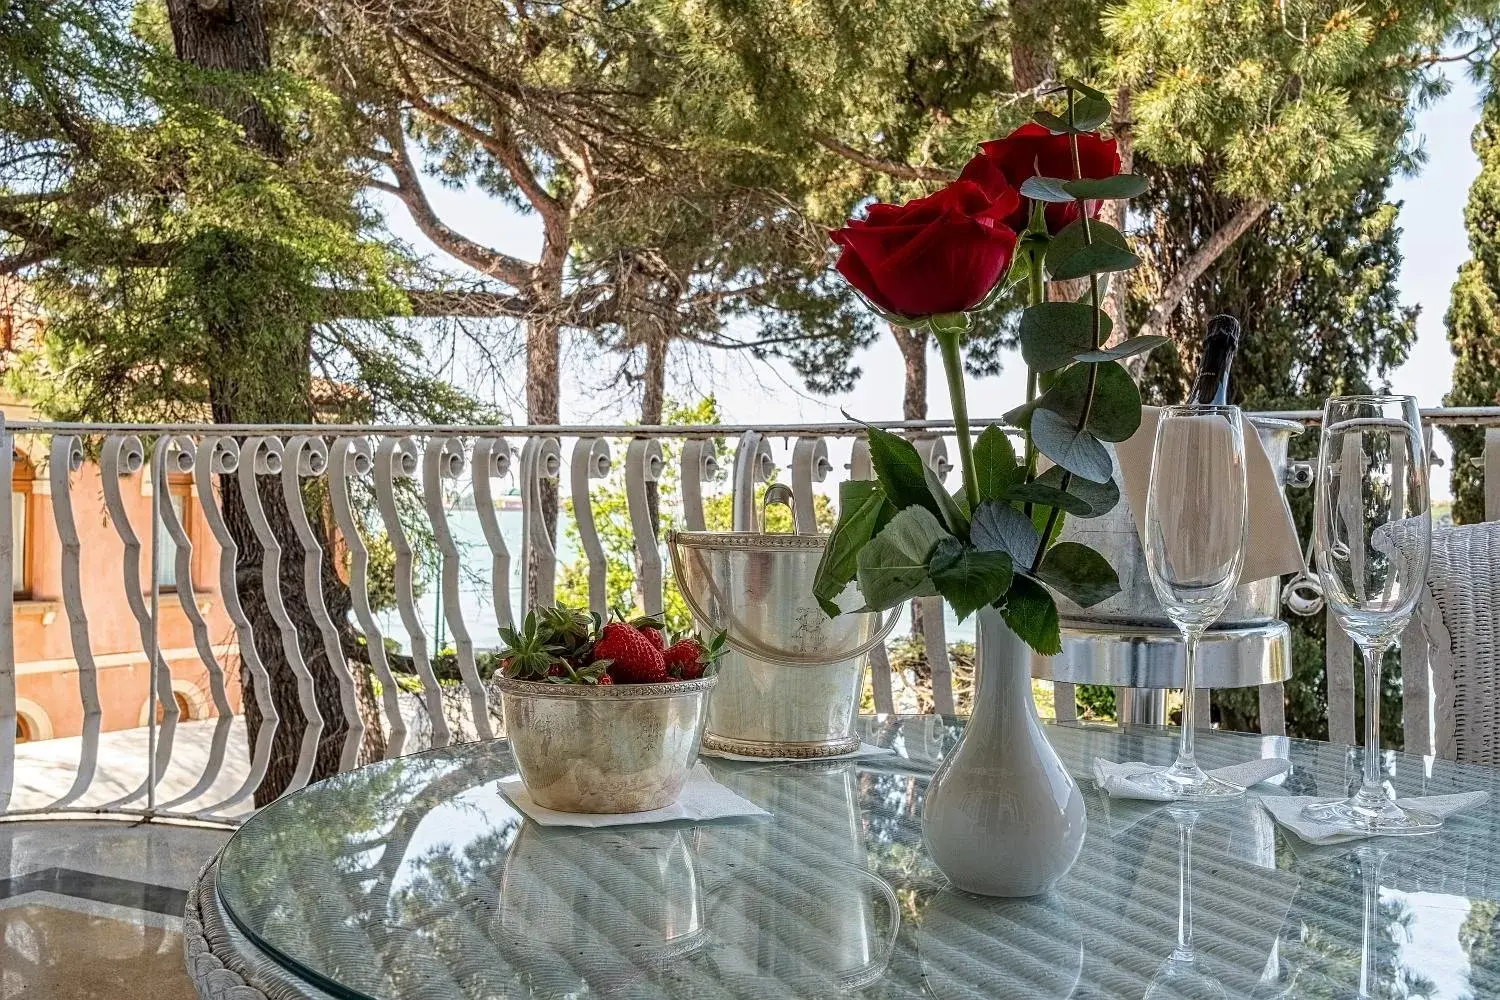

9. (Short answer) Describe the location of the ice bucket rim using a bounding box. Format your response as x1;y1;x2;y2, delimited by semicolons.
494;674;717;700
669;529;827;552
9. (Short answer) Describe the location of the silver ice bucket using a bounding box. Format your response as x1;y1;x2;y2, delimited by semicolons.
668;489;897;758
1055;416;1308;627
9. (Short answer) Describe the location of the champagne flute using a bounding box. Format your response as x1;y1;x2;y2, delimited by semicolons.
1304;395;1437;835
1141;405;1250;800
1142;807;1229;1000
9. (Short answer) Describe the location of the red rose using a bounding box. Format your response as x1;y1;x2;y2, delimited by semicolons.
958;123;1121;234
831;180;1020;318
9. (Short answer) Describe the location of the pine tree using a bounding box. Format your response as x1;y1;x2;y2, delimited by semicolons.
1445;88;1500;524
1134;162;1417;741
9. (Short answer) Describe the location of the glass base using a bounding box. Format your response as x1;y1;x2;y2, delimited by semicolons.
1300;792;1443;837
1136;761;1246;802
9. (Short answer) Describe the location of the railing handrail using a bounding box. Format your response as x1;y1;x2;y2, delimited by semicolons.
7;405;1500;437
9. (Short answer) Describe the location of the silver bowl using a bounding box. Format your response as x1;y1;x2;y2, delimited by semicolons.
496;674;716;813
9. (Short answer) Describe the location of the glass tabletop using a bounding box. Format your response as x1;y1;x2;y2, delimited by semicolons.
215;717;1500;999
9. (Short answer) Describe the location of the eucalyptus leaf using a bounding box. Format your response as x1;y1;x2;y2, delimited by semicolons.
1000;575;1062;656
865;425;940;517
970;500;1040;567
1033;361;1141;443
1031;465;1120;518
928;539;1014;622
1019;302;1112;372
973;424;1022;502
1004;481;1092;515
854;506;947;610
1030;408;1112;483
1065;78;1108;102
1064;175;1148;200
812;483;895;616
1018;175;1074;203
1070;95;1110;132
1046;219;1139;281
1036;541;1121;608
1031;110;1074;134
1034;505;1066;547
1075;335;1169;364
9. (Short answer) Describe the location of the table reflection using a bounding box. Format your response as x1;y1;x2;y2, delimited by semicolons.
211;718;1500;1000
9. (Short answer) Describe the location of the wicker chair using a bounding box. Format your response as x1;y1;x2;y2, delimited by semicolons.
1414;521;1500;766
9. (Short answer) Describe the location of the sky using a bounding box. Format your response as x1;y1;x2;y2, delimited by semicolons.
373;70;1487;500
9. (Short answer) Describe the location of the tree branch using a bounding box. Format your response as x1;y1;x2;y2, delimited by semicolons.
376;117;535;289
1136;199;1270;342
814;135;954;182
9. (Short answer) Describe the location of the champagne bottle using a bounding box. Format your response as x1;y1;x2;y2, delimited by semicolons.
1186;314;1240;405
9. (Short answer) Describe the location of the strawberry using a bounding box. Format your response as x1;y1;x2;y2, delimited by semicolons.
664;630;727;680
596;673;614;685
595;621;667;683
629;614;667;651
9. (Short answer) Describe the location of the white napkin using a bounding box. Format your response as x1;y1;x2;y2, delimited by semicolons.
699;742;896;764
1115;406;1304;585
498;763;769;828
1260;791;1490;845
1093;756;1292;801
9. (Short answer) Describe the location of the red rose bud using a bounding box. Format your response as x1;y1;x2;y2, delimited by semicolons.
831;180;1020;318
958;123;1121;235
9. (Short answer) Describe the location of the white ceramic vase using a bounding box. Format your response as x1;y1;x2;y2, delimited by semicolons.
921;606;1086;897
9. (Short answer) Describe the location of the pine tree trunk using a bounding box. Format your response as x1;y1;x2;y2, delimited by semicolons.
890;324;928;638
525;311;561;604
641;333;668;535
167;0;384;805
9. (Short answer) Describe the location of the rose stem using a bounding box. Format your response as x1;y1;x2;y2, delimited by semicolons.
937;324;981;513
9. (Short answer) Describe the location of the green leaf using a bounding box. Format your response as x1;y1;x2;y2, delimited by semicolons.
926;464;969;538
1072;96;1111;132
1004;481;1092;516
1026;465;1120;518
812;482;896;615
1034;505;1066;547
865;425;939;517
929;539;1014;622
1033;361;1141;443
1019;302;1112;372
1031;408;1112;483
1000;575;1062;656
1031;110;1074;134
1065;78;1108;102
970;500;1040;567
1036;541;1121;608
973;425;1022;502
1018;175;1075;204
1046;219;1140;281
854;506;947;610
951;484;971;519
1064;175;1148;200
1075;335;1169;364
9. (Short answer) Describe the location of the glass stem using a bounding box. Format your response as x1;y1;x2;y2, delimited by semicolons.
1361;642;1388;797
1176;820;1194;957
1179;630;1199;766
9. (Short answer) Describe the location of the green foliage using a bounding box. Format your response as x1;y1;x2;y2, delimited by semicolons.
1136;154;1418;740
1446;88;1500;525
0;0;483;428
1104;0;1474;201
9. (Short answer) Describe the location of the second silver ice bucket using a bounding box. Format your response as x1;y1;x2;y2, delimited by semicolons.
668;491;896;757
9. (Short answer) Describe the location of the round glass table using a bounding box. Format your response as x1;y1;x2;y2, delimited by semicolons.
193;717;1500;999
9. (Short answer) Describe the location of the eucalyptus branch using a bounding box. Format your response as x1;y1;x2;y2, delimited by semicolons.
1030;85;1100;575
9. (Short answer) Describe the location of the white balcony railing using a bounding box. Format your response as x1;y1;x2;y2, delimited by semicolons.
0;409;1497;828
